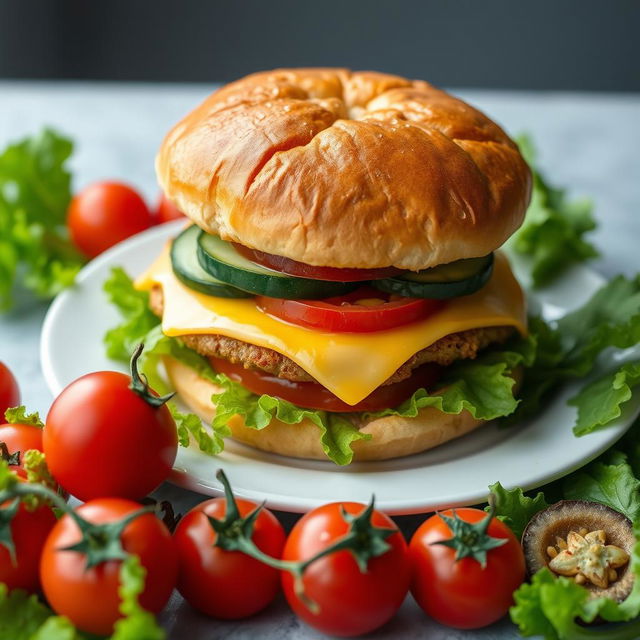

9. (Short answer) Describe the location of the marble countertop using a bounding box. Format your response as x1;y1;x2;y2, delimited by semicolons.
0;81;639;639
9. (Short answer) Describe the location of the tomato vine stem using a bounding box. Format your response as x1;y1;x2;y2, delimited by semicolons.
209;469;397;612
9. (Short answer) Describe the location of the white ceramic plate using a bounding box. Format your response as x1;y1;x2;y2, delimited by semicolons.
41;221;640;514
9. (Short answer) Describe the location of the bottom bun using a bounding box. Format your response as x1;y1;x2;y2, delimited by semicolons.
163;357;521;462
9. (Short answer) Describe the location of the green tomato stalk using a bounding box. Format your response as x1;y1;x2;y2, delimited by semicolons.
0;463;153;568
210;469;396;613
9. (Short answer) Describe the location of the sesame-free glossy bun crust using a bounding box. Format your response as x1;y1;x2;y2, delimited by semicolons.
157;68;531;270
163;357;512;462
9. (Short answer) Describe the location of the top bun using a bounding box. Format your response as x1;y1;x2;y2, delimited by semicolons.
156;68;531;270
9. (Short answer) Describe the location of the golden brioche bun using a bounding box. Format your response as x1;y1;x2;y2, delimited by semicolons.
156;68;531;270
164;357;521;462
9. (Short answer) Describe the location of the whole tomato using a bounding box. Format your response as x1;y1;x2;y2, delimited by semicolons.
174;496;286;619
40;498;177;636
155;193;185;223
410;508;525;629
44;369;177;501
0;362;20;417
68;181;153;258
0;487;57;592
281;502;410;637
0;422;43;472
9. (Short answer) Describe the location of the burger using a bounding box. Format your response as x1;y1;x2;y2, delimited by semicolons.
135;68;531;463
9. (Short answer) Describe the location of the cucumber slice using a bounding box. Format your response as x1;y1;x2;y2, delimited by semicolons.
170;226;251;298
373;254;494;299
197;232;359;299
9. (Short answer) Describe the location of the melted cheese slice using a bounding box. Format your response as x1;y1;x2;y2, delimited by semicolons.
136;247;526;405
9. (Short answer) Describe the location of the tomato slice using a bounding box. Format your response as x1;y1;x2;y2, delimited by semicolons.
233;243;402;282
257;287;444;333
211;357;441;413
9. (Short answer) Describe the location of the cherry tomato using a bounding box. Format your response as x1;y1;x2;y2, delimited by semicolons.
257;287;443;333
233;243;402;282
174;497;286;619
0;362;20;417
410;508;525;629
0;477;57;592
0;422;43;472
281;502;410;637
40;498;177;636
67;181;153;258
155;193;185;223
44;371;177;501
211;357;441;412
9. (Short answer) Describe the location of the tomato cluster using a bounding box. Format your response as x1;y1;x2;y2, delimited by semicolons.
0;359;526;637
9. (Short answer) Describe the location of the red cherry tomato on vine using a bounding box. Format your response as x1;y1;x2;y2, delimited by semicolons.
0;422;43;472
0;362;20;417
44;370;177;501
68;181;153;258
0;476;57;592
281;502;411;637
155;193;185;223
409;508;525;629
174;496;286;619
40;498;177;636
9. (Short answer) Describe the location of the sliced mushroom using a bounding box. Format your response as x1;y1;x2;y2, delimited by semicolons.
522;500;635;602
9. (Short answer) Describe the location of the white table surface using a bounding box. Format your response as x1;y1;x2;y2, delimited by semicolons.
0;81;639;639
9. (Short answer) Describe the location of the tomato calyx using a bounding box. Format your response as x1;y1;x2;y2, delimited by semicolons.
0;442;20;467
431;497;507;568
60;504;155;569
209;470;397;612
128;343;175;409
0;471;154;569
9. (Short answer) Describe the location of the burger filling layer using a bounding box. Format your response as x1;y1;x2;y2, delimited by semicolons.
135;240;526;407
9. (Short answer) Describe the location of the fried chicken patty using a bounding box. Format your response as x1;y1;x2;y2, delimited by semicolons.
150;286;514;386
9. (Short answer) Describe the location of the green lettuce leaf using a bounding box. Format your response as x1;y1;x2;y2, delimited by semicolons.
30;617;83;640
0;556;165;639
0;129;85;310
488;482;548;539
569;362;640;436
509;134;598;288
4;406;44;428
0;585;84;640
211;373;370;465
103;268;221;456
169;404;227;456
112;555;166;640
0;585;54;639
368;338;533;424
103;266;159;362
562;451;640;522
556;275;640;377
507;275;640;431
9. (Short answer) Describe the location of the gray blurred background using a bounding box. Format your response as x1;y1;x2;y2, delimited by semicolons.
1;0;638;90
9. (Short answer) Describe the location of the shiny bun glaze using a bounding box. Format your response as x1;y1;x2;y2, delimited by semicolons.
156;68;531;270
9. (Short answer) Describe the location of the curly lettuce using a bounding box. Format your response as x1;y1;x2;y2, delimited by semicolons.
505;274;640;434
0;129;85;310
0;555;164;640
509;134;598;287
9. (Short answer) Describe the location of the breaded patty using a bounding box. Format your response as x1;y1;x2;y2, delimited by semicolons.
150;286;513;386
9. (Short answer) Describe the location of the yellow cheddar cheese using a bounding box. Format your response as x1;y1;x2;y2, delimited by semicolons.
136;247;527;405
